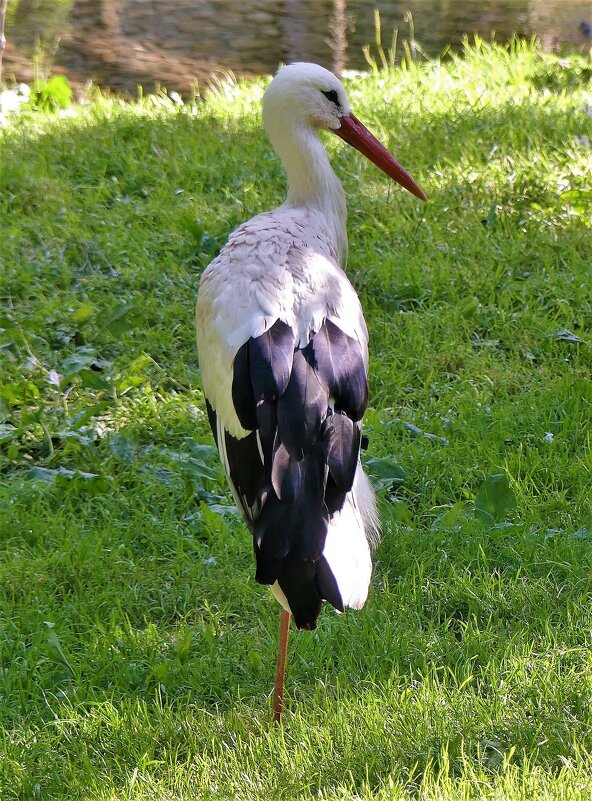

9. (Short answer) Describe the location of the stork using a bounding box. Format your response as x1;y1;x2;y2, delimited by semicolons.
196;62;425;722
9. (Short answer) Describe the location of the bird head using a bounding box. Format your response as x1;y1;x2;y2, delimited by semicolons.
263;62;426;202
263;62;351;132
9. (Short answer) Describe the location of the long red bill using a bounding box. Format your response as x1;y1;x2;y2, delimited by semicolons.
334;113;427;202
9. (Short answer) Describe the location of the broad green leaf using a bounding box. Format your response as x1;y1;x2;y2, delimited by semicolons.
152;662;170;683
55;429;97;446
0;423;17;444
27;467;110;495
0;384;24;405
560;189;592;209
0;382;39;404
27;466;77;484
185;441;218;459
61;346;110;375
159;443;222;482
207;503;238;517
128;354;153;373
117;354;153;394
475;473;517;523
549;329;584;344
74;347;108;367
64;472;111;495
174;629;193;663
103;304;139;336
107;431;138;462
117;375;147;395
43;622;75;674
364;456;406;488
68;404;106;430
71;304;96;323
78;369;112;391
6;443;19;460
181;458;221;482
431;502;469;531
0;343;16;362
60;348;112;388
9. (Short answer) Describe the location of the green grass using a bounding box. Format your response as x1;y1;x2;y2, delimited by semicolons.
1;39;592;799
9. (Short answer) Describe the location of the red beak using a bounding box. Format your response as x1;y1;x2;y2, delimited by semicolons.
334;113;427;202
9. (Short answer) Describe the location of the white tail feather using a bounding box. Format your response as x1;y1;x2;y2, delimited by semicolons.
323;466;379;610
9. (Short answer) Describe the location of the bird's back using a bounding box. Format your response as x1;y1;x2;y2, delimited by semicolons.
196;207;378;628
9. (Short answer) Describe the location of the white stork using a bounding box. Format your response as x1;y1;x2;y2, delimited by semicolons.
196;62;425;721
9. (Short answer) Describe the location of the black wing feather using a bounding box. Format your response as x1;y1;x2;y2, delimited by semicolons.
271;441;303;502
231;342;258;430
305;319;368;420
327;411;360;492
205;401;264;521
277;349;327;460
249;320;294;400
206;318;367;629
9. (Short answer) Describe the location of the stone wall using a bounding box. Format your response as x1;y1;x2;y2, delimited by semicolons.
59;0;349;92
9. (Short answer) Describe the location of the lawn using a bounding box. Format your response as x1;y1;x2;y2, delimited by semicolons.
1;39;592;799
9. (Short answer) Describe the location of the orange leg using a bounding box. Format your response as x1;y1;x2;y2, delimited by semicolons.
272;608;291;723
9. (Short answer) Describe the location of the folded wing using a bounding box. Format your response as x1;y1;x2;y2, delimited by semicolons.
208;317;369;629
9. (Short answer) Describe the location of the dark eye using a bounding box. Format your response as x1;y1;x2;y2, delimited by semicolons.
321;89;340;107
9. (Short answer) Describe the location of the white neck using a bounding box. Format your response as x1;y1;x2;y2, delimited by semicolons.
268;122;348;263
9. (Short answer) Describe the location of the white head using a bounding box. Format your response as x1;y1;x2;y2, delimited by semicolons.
263;62;350;134
262;62;426;202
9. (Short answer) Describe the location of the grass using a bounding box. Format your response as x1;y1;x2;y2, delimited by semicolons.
1;38;592;799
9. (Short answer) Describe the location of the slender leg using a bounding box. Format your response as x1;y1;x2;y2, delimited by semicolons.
272;608;291;723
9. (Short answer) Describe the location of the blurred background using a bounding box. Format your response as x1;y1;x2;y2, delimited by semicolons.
3;0;592;94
